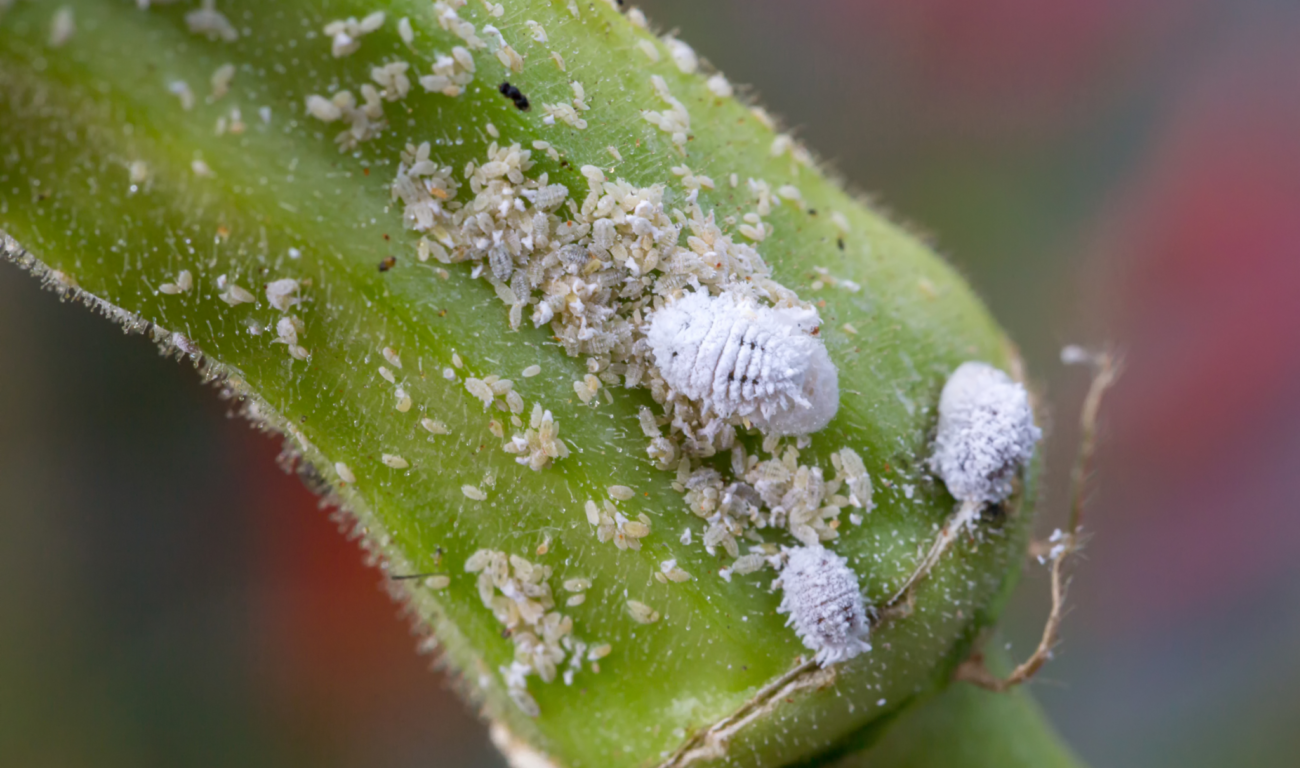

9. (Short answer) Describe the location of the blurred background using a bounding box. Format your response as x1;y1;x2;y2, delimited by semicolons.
3;0;1299;765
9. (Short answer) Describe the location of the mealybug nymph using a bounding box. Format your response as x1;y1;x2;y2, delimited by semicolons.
930;361;1041;508
646;290;839;436
777;545;872;666
892;361;1041;602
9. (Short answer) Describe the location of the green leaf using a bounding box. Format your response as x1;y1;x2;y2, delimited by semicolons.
820;645;1084;768
1;2;1066;766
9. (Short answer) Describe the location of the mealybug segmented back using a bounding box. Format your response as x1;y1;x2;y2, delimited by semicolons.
646;290;839;435
777;545;872;666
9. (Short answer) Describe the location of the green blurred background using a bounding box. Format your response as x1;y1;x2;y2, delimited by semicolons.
4;1;1300;765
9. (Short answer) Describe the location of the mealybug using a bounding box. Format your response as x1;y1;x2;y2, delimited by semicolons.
777;545;872;667
931;361;1041;508
645;290;839;436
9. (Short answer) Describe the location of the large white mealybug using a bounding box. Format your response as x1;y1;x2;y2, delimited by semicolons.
777;545;872;667
645;290;839;435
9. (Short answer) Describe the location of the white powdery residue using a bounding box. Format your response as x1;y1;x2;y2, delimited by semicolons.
303;87;388;150
541;102;587;130
731;553;767;575
636;39;659;63
216;274;255;306
434;1;485;50
831;447;874;511
371;61;412;101
563;577;591;592
585;500;651;551
570;81;589;112
465;550;593;717
186;0;238;42
49;7;75;48
324;11;385;57
777;545;872;666
809;266;862;294
1060;344;1096;366
418;48;476;97
394;388;412;412
169;80;196;111
771;134;794;158
646;290;839;436
305;94;341;122
573;374;601;404
656;559;692;584
158;270;193;295
525;20;547;44
664;36;698;73
493;38;524;73
264;278;300;311
503;404;569;471
626;599;660;624
706;73;734;98
269;315;309;360
465;377;497;410
930;361;1041;507
209;63;236;101
642;75;690;152
778;184;803;204
128;160;149;185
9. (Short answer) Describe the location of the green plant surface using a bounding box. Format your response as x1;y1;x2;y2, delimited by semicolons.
0;2;1064;766
802;643;1082;768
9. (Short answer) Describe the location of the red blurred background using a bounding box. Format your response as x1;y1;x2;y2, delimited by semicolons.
3;1;1299;765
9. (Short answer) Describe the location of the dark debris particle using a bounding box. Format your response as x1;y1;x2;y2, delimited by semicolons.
837;237;845;251
379;256;397;272
498;81;530;111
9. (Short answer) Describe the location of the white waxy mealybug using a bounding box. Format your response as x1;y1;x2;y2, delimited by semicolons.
931;361;1041;508
646;290;839;436
892;361;1041;602
776;545;872;666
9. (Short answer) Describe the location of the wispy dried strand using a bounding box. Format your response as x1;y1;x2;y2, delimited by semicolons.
956;347;1121;692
